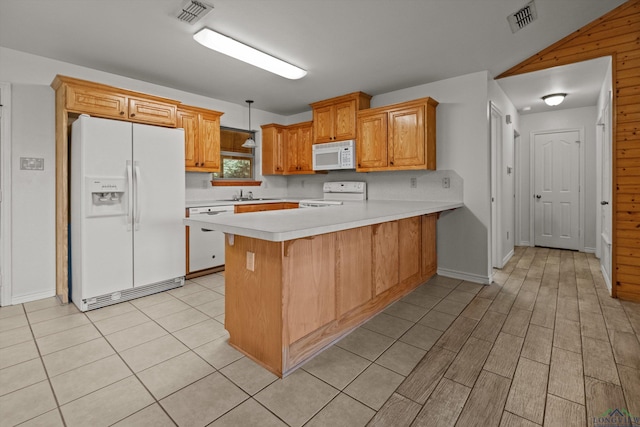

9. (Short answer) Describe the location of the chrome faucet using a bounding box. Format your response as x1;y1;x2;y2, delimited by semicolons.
239;189;243;198
247;191;253;200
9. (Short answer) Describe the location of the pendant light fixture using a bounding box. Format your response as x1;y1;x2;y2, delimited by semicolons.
542;93;567;106
241;100;256;149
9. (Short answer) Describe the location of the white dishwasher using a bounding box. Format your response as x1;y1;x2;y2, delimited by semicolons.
188;205;234;273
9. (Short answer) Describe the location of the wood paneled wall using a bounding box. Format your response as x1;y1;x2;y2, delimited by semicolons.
497;0;640;301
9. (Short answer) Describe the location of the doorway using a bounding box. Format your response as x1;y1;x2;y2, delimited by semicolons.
0;82;12;306
490;103;503;268
532;129;583;250
598;95;612;288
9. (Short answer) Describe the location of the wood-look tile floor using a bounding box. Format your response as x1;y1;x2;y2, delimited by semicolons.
0;247;638;426
370;246;640;427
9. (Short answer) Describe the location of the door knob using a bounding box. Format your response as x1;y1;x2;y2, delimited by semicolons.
535;195;541;199
601;201;609;205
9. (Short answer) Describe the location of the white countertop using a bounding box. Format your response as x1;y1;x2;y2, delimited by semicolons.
184;200;463;242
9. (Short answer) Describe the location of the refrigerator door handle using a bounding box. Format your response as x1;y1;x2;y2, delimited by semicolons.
134;163;142;230
126;161;133;231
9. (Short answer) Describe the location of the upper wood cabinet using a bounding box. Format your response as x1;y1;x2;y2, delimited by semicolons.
310;92;372;144
178;105;223;172
285;122;314;174
54;75;179;127
261;124;286;175
263;121;316;176
128;97;177;127
356;97;438;172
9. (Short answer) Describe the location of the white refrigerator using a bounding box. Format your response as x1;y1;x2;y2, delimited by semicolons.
71;115;185;311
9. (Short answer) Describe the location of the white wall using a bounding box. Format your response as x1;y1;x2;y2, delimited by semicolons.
518;106;598;250
10;85;56;303
1;46;497;302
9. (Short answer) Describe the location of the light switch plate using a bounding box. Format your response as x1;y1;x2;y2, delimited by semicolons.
20;157;44;171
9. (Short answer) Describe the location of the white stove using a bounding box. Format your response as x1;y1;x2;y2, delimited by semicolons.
299;181;367;208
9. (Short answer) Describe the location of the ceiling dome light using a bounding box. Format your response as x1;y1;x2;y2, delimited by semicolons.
542;93;567;106
194;28;307;80
241;100;256;149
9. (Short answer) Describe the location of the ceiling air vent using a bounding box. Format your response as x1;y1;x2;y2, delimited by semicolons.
176;0;213;24
508;0;538;33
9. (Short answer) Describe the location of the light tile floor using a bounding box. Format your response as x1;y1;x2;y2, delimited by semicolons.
0;247;638;426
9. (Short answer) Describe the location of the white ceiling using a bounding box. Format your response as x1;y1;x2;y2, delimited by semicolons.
0;0;624;116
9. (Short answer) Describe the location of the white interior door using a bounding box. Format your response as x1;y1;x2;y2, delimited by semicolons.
132;124;185;288
533;130;580;250
599;99;612;287
0;83;10;306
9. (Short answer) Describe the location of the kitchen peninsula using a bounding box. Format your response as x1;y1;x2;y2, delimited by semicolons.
184;200;463;376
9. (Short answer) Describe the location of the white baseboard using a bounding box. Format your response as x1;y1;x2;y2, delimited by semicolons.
11;290;56;305
519;241;531;247
601;264;612;292
584;247;596;254
437;267;492;285
502;249;514;268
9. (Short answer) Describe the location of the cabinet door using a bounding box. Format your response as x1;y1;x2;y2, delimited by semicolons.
334;99;357;141
421;214;437;278
398;217;421;283
235;203;285;214
373;221;399;296
313;105;334;143
199;112;221;171
284;128;300;173
297;125;314;172
336;226;373;317
128;97;177;127
66;85;127;119
284;234;336;344
261;126;284;175
357;112;388;169
389;105;424;167
177;109;199;168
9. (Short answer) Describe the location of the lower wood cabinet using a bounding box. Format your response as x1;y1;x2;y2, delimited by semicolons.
284;234;336;344
234;202;299;214
373;221;399;295
224;213;438;377
336;227;373;317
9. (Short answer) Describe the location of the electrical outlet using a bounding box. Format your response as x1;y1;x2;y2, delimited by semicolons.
442;177;450;188
410;177;417;188
246;251;255;272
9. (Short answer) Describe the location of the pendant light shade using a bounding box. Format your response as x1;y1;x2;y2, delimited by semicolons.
241;100;256;148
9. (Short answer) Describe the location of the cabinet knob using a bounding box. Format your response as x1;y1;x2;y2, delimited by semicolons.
390;161;394;165
130;113;136;117
119;111;125;116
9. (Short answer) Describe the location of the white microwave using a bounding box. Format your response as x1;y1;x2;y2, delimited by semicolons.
312;140;356;171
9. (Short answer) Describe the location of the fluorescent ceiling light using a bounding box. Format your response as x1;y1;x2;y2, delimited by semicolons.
194;28;307;80
542;93;566;106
